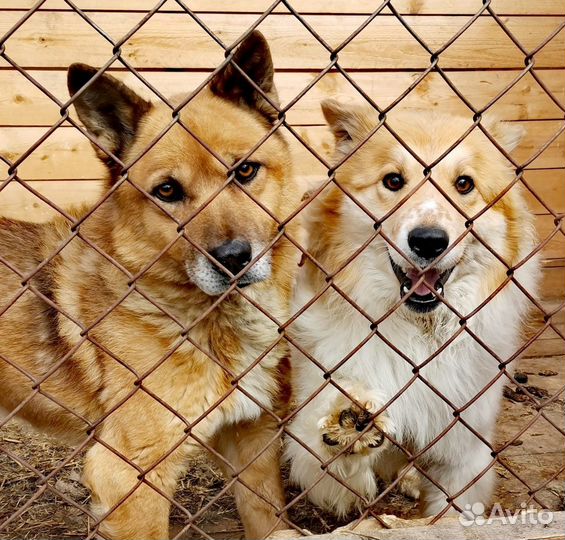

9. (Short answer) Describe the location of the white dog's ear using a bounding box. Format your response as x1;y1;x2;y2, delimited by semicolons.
486;119;525;153
321;99;375;151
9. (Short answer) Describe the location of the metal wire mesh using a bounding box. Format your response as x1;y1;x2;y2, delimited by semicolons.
0;0;564;539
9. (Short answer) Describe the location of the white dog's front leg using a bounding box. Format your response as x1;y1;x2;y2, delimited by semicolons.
285;383;390;517
421;440;495;517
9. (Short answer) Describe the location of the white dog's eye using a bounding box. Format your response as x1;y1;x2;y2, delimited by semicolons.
382;172;405;191
455;175;475;195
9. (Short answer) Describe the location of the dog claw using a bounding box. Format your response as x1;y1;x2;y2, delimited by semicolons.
355;411;371;431
368;432;385;448
322;433;339;446
339;409;357;428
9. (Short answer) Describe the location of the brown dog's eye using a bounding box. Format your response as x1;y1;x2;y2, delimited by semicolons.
152;179;184;203
455;175;475;195
234;162;260;184
382;172;404;192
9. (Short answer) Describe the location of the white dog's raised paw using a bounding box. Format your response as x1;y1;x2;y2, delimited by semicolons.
317;391;390;455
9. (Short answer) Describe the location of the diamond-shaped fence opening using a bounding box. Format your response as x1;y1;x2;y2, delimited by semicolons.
0;1;564;539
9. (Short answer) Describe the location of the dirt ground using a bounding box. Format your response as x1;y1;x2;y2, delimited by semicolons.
1;353;563;539
0;423;419;539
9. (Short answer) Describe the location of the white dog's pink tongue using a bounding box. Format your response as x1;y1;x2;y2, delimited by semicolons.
407;269;440;295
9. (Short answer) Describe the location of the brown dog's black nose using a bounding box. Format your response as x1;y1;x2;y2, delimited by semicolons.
408;227;449;260
209;240;252;276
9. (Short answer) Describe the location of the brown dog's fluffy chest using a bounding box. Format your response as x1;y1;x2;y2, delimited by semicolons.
89;291;285;433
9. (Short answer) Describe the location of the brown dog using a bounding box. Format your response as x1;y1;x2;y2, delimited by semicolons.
0;31;301;539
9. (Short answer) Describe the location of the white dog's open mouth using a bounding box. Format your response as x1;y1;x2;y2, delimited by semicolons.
389;257;454;313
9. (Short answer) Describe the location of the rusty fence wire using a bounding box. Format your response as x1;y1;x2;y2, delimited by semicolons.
0;0;564;538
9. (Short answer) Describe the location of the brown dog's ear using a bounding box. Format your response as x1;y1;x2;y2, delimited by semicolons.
67;64;151;170
321;99;376;153
209;30;279;122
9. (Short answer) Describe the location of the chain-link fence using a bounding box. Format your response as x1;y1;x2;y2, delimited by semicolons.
0;1;564;539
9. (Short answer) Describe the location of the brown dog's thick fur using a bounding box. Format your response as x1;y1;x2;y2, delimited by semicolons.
0;32;301;539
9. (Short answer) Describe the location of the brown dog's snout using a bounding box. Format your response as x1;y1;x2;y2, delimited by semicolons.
408;227;449;261
208;239;252;276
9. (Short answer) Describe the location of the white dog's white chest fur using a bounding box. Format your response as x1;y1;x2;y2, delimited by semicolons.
286;257;536;517
292;283;513;435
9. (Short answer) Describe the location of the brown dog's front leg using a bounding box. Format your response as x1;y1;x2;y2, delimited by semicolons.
212;413;287;539
83;407;189;540
84;444;174;539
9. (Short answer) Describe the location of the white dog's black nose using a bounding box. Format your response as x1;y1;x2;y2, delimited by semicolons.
209;239;252;276
408;227;449;260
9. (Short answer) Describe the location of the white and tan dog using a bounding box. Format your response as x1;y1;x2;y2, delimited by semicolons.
285;101;539;518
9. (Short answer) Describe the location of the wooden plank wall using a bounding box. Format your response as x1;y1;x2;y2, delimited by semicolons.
0;0;564;303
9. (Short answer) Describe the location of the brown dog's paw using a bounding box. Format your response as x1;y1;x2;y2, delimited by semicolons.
317;392;390;455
